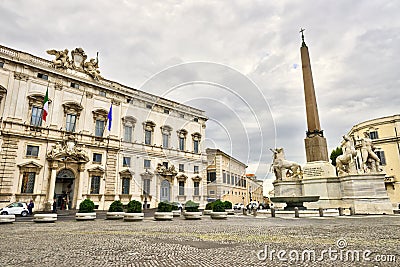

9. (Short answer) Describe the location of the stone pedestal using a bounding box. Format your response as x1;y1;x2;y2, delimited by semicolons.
304;136;329;162
303;161;336;179
273;180;303;197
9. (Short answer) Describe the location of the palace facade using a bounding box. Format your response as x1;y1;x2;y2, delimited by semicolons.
0;45;208;210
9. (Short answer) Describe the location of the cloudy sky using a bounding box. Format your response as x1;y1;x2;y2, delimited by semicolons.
1;1;399;182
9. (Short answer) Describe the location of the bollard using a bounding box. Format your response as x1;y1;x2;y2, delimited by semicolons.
271;207;276;218
319;207;324;217
349;207;355;216
294;207;299;218
253;208;257;217
242;208;247;215
338;207;344;216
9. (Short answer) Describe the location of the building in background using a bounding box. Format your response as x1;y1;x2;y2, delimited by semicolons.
206;148;250;205
0;45;208;210
347;114;400;207
245;174;264;204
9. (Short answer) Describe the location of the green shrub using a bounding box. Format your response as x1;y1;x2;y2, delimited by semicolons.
212;200;225;212
223;201;232;210
205;202;214;210
127;200;142;213
185;200;199;212
108;200;124;212
157;201;173;212
79;199;95;213
171;202;180;211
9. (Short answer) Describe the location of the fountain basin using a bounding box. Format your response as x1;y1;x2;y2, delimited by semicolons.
270;196;320;210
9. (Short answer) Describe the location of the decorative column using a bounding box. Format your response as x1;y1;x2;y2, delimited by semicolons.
48;161;58;203
75;163;86;208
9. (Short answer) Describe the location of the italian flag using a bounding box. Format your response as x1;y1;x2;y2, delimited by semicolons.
42;88;49;122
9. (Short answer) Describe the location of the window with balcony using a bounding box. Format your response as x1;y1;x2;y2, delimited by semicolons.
122;116;136;143
194;182;200;195
143;179;151;195
90;176;100;194
178;181;185;195
66;114;77;132
30;106;43;126
143;121;156;145
122;178;130;194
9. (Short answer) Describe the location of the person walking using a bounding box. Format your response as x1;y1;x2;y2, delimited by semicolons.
27;199;34;215
52;199;57;213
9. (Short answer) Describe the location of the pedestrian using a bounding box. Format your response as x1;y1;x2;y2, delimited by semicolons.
52;199;57;213
27;199;34;215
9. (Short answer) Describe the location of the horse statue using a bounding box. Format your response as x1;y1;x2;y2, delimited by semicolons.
336;135;358;175
271;148;302;180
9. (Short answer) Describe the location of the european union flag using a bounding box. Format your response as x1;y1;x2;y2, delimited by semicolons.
107;104;112;131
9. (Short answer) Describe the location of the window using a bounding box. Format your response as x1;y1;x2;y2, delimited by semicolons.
179;181;185;195
194;181;199;195
37;73;48;80
145;130;152;145
207;171;216;183
227;173;231;184
30;106;43;126
123;157;131;167
194;118;198;122
194;166;199;174
180;114;184;118
70;82;79;89
144;159;151;168
146;104;152;109
369;131;379;140
0;62;4;68
93;153;102;163
143;179;150;195
99;91;106;97
223;172;227;183
26;145;39;157
21;172;35;193
162;133;169;148
193;140;199;154
66;114;77;132
122;178;130;194
127;98;132;104
179;164;184;172
90;176;100;194
163;162;168;168
179;137;185;150
376;150;386;165
123;125;133;142
164;109;169;114
209;190;215;195
95;120;105;137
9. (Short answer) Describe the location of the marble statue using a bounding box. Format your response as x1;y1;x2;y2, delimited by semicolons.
46;49;70;69
84;58;101;80
271;148;302;180
359;132;381;173
336;135;357;176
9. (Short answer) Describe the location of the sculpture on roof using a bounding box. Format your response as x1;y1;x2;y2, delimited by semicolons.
84;56;101;80
46;49;70;69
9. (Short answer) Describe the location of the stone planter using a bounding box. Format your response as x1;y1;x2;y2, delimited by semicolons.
0;214;15;223
124;212;144;222
75;212;96;221
154;212;173;221
183;211;202;220
225;209;235;215
33;214;57;223
203;210;212;215
172;210;181;217
106;212;125;220
210;211;228;220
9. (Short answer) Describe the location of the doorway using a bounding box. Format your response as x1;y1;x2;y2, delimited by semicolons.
160;179;170;202
55;169;75;209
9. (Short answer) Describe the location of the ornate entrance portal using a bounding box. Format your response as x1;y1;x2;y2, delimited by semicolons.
55;169;75;209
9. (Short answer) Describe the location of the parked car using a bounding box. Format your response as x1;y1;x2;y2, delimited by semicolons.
0;202;29;216
247;201;259;210
233;203;245;210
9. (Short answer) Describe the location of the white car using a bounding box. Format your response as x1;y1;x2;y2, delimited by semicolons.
0;202;29;217
233;203;244;210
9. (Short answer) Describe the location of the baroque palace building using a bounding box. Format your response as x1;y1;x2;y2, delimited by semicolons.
347;114;400;208
0;45;208;210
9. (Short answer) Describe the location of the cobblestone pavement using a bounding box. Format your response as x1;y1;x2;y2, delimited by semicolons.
1;214;399;267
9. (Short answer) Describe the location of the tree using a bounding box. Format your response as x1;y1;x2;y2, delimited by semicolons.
330;147;343;166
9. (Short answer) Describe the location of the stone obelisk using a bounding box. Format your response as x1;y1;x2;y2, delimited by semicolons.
300;29;329;162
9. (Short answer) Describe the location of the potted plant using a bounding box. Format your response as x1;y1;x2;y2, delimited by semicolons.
203;202;214;215
210;200;227;220
106;200;125;220
171;202;182;217
76;199;96;221
124;200;144;221
154;201;173;221
223;201;235;215
183;200;202;220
